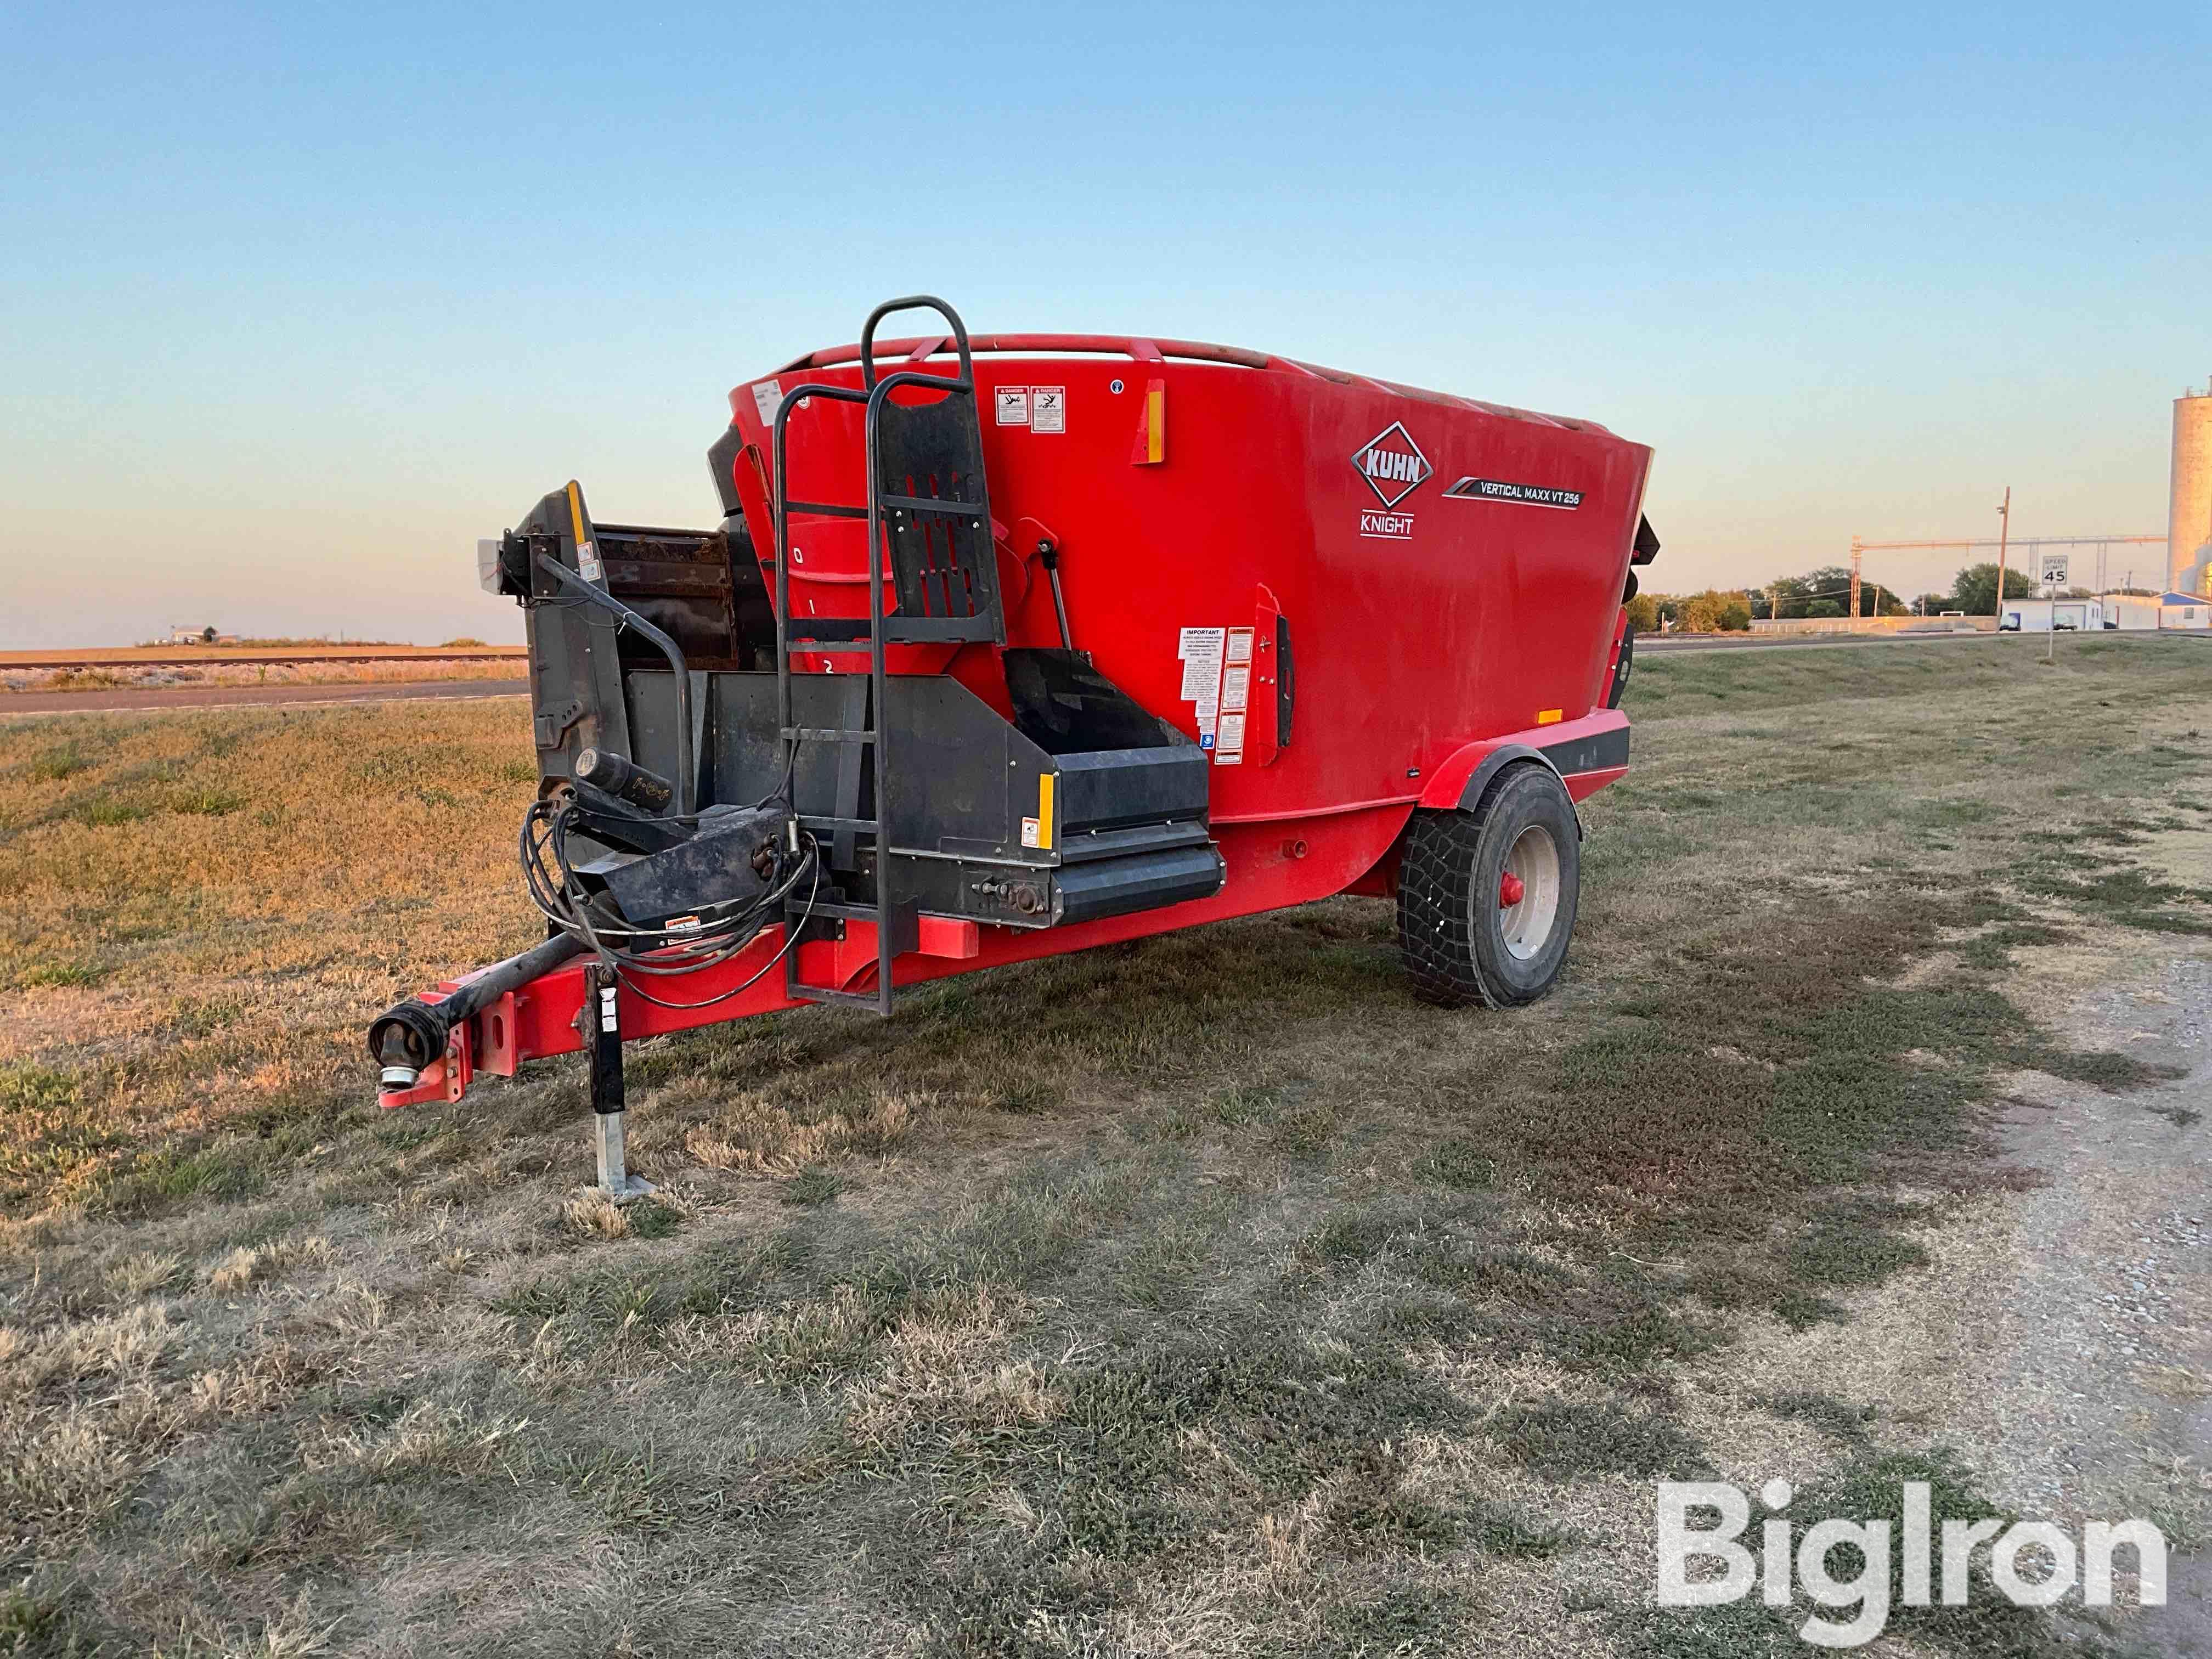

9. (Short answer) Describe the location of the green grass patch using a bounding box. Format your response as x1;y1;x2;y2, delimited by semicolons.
75;794;156;826
499;1262;668;1328
1325;1583;1475;1655
780;1168;840;1207
1785;1197;1932;1290
95;1139;268;1212
1955;922;2075;969
166;785;249;816
1489;1399;1708;1479
623;1196;684;1238
17;962;104;989
0;1062;126;1206
1417;1138;1497;1190
25;744;93;782
1762;1389;1876;1446
0;1063;84;1120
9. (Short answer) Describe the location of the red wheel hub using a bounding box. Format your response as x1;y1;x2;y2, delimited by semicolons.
1498;871;1526;907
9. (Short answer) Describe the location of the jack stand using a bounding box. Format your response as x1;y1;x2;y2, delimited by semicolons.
584;963;654;1203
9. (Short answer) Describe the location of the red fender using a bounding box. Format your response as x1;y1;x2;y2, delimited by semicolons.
1417;706;1631;813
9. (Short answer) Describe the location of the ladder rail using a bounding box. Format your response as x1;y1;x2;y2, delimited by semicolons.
857;365;992;1010
861;374;893;1012
860;294;976;394
771;379;879;1009
769;379;871;804
770;298;991;1015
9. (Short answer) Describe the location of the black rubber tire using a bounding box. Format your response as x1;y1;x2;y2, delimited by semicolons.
1605;624;1635;709
1396;765;1581;1009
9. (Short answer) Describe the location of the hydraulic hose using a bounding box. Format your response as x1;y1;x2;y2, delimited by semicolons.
368;932;586;1088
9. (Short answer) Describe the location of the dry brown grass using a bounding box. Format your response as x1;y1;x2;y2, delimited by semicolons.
3;658;527;695
682;1086;921;1175
0;702;537;1212
2;638;2209;1655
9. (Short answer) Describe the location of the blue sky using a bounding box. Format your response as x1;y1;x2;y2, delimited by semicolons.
4;2;2206;644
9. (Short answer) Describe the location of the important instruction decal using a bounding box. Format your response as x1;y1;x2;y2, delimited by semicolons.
1176;626;1226;749
1442;477;1584;510
1176;625;1255;764
1214;628;1254;765
750;379;784;425
995;387;1031;426
1030;387;1066;433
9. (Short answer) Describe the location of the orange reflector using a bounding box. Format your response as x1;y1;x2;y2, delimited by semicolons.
1130;376;1166;465
1536;708;1564;725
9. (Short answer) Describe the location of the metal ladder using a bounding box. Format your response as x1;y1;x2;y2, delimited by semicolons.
769;297;1006;1012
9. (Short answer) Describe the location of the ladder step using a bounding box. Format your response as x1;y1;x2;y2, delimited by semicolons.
783;499;869;520
789;625;994;646
794;900;884;922
782;726;873;743
879;617;1001;643
796;814;879;834
881;494;984;520
788;984;887;1008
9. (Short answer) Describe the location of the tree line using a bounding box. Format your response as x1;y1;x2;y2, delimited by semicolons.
1630;561;2111;634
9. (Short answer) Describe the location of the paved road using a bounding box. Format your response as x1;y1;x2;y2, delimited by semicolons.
0;649;523;671
0;680;529;719
1644;628;2212;654
1638;628;2003;654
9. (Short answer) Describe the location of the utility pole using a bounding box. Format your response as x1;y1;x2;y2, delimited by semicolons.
1995;486;2011;625
1848;537;1864;629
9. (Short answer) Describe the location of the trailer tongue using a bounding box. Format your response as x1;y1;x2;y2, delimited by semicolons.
369;296;1657;1190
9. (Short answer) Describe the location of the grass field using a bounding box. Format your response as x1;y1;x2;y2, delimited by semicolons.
2;637;2209;1656
2;659;526;697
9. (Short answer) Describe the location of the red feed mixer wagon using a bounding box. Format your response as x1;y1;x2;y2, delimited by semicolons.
370;296;1657;1193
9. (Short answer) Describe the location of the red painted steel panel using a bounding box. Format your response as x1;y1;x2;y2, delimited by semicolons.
727;349;1649;829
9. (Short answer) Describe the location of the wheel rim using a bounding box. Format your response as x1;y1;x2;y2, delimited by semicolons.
1497;825;1561;961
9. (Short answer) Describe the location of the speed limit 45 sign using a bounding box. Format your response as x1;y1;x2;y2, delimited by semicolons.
2041;555;2068;586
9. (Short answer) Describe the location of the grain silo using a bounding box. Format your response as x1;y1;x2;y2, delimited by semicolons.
2174;386;2212;597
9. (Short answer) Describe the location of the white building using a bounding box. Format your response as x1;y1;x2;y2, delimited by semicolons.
2075;593;2209;630
2160;591;2211;629
1998;598;2104;633
2101;595;2163;630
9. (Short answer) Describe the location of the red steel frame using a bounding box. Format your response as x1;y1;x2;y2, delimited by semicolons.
380;713;1626;1111
381;329;1647;1110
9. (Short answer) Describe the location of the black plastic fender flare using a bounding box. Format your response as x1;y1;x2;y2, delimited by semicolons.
1452;744;1583;838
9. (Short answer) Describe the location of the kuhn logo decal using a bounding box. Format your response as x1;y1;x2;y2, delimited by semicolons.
1352;422;1432;509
